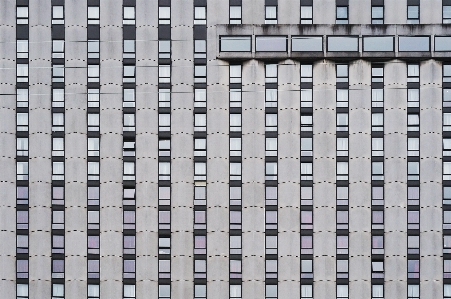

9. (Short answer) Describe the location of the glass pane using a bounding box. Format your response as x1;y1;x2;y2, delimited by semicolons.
364;36;394;51
292;36;323;52
399;36;430;52
328;36;358;51
435;36;451;51
220;36;251;52
256;36;287;52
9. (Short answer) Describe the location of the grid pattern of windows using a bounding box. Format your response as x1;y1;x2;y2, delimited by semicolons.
230;64;242;299
371;64;384;299
265;64;278;299
51;1;65;296
123;1;136;297
16;1;29;297
336;63;349;299
87;1;100;297
300;63;313;299
445;64;451;298
159;1;171;298
194;1;207;297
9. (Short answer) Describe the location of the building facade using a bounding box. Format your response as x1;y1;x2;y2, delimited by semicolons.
1;0;451;298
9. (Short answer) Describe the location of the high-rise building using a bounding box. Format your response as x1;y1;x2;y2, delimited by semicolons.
1;0;451;298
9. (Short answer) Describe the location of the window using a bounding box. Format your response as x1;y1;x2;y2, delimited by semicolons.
88;259;99;278
444;5;451;23
159;40;170;59
194;210;206;229
194;6;206;24
407;284;419;299
194;259;206;278
372;211;384;230
301;162;312;180
337;162;348;180
408;235;420;253
17;186;29;205
124;285;136;299
17;234;28;254
337;259;348;278
301;64;313;107
52;284;64;299
52;162;64;180
230;89;242;107
301;211;313;229
124;259;136;278
88;113;99;131
194;235;206;254
159;88;171;107
266;235;277;254
230;235;241;254
337;113;348;131
123;65;135;83
230;259;242;278
337;138;348;156
336;89;348;108
301;114;312;131
123;188;135;206
52;259;64;278
372;261;384;278
17;64;28;82
17;210;28;230
88;235;99;254
230;186;241;205
265;6;277;24
123;6;135;25
230;114;242;132
195;113;206;131
265;162;277;180
52;210;64;229
408;186;419;206
194;40;206;59
52;89;64;108
123;162;135;181
88;65;100;82
88;161;99;180
372;235;384;254
372;113;383;131
230;210;242;229
123;114;135;132
16;113;28;131
301;137;312;156
372;5;384;24
230;138;242;156
194;285;206;299
195;65;207;83
88;88;99;107
159;186;171;206
337;285;348;298
230;162;241;180
88;138;99;157
88;6;100;24
17;6;28;24
300;4;313;24
372;162;384;180
301;235;313;254
337;211;348;229
159;114;170;131
17;40;28;59
265;284;277;299
159;65;171;83
159;6;171;24
17;162;28;180
230;65;242;83
88;187;99;206
229;6;242;24
301;259;313;278
17;138;28;157
52;65;64;82
230;285;242;299
407;5;419;24
17;89;28;108
17;259;28;278
407;162;419;180
408;137;419;156
194;162;206;180
337;235;348;254
337;186;348;205
123;40;135;59
336;5;348;24
265;138;277;156
87;284;99;299
123;210;135;230
88;40;100;58
301;285;313;299
372;137;383;156
159;162;170;180
52;6;64;24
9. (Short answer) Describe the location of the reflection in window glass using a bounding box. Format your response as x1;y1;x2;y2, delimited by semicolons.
363;36;394;52
328;37;358;52
292;36;322;52
220;36;251;52
399;36;430;52
256;36;287;52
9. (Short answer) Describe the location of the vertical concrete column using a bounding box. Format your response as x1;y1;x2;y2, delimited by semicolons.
386;0;407;24
348;60;372;297
314;0;336;24
29;0;52;297
420;0;442;24
242;0;265;25
64;0;88;297
135;0;159;297
278;60;301;298
171;0;195;297
349;0;371;24
206;2;229;296
279;0;300;24
0;0;20;297
384;60;407;298
313;60;336;298
99;1;123;298
419;60;443;298
242;59;265;299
